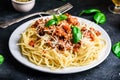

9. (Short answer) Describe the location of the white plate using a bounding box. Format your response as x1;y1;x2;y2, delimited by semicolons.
9;16;111;74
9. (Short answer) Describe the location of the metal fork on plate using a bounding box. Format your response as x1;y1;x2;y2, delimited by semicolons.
0;3;73;28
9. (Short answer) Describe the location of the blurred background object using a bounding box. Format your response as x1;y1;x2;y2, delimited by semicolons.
108;0;120;14
12;0;35;12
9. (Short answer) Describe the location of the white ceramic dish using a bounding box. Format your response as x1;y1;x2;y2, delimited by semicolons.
12;0;35;12
9;16;111;74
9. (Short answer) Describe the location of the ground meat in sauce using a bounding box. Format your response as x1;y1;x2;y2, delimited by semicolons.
31;13;101;52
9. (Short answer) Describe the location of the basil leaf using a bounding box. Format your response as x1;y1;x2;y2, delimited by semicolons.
94;12;106;24
79;9;101;16
53;15;58;21
58;14;67;21
112;42;120;58
46;14;67;27
0;54;4;64
45;19;57;27
72;26;82;44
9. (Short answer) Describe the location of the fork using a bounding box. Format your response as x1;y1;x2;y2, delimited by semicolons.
0;3;73;28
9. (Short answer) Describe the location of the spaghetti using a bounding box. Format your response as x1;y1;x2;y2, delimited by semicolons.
18;13;106;70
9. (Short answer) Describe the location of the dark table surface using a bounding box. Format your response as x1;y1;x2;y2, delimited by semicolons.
0;0;120;80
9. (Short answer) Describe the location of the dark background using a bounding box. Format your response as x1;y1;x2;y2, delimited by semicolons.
0;0;120;80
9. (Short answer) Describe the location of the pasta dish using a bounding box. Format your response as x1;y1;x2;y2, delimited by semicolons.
18;13;106;70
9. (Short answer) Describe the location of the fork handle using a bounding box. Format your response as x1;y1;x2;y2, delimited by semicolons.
0;3;73;28
0;12;49;28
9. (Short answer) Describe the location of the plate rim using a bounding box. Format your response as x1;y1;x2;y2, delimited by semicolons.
8;16;111;74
